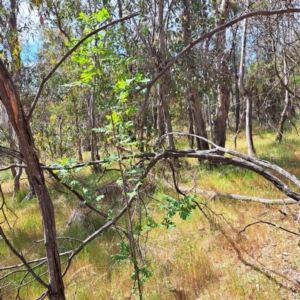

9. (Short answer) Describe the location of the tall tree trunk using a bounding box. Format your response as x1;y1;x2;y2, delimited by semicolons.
190;87;209;150
232;36;240;132
238;18;256;156
3;0;22;193
182;0;209;150
156;0;175;150
88;91;100;170
186;101;194;148
74;102;83;161
212;0;230;148
276;55;290;143
0;61;66;300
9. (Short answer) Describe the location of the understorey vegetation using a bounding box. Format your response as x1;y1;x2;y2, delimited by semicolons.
1;1;300;299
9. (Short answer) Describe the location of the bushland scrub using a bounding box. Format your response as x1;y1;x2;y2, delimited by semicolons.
1;125;300;299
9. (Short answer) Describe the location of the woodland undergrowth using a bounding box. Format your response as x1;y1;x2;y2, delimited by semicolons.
1;126;300;299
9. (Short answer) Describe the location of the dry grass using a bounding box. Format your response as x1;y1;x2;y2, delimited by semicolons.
1;127;300;299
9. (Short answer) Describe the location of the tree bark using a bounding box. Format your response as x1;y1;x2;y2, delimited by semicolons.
182;0;209;151
74;101;83;161
156;0;175;150
191;87;209;150
186;101;194;148
232;33;240;133
238;18;256;156
276;55;290;143
212;0;231;148
0;61;66;299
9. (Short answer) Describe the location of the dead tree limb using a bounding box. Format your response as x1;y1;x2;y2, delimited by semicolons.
239;219;298;235
0;227;48;288
178;186;297;205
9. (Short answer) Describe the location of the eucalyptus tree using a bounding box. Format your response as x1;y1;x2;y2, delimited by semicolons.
181;0;209;150
238;12;256;156
0;0;23;192
272;10;300;143
0;2;138;299
1;2;300;299
211;0;231;148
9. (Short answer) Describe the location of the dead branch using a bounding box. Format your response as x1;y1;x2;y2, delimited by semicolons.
0;260;47;281
0;250;71;271
0;184;17;231
158;132;300;189
62;195;136;277
142;147;300;202
0;227;48;288
239;219;298;236
180;186;297;204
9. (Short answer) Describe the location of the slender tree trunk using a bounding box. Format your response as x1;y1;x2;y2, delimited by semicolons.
206;94;213;139
58;116;63;158
276;55;290;143
0;61;66;300
186;101;194;148
232;38;240;132
5;0;21;193
238;18;256;156
158;80;175;149
212;0;231;148
8;124;17;177
245;93;255;156
182;0;208;150
74;102;83;161
88;91;100;170
156;0;175;150
190;87;209;149
13;157;22;196
156;94;165;136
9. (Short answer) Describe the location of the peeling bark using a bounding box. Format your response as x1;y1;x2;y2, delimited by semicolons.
0;61;65;299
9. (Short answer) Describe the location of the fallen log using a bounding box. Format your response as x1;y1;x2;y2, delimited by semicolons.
178;186;298;205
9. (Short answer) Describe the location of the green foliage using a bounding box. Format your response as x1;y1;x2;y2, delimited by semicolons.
159;195;196;230
111;241;130;262
78;8;110;26
143;195;197;232
50;157;81;178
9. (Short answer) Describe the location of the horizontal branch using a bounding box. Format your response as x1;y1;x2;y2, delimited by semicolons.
141;148;300;202
0;250;71;271
183;187;297;204
159;132;300;189
239;219;298;236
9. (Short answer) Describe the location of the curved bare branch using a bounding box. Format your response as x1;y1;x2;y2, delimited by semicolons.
135;8;300;120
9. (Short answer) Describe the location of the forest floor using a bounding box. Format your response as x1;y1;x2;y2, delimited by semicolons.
1;126;300;299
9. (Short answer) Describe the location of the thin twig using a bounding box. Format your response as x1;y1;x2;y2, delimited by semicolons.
239;219;298;235
0;227;48;288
